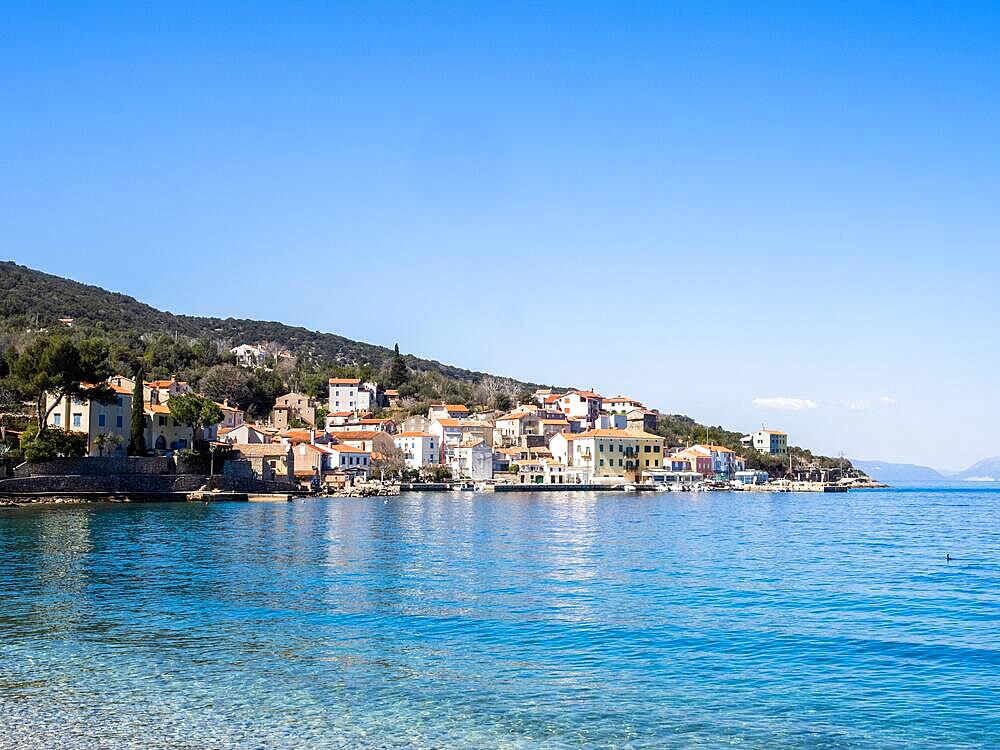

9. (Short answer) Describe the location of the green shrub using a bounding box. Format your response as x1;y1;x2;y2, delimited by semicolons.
21;424;88;462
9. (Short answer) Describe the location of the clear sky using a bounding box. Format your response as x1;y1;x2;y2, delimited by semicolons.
2;2;998;470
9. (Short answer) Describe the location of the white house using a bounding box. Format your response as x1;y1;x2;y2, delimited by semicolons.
554;390;603;423
741;429;788;455
514;458;563;485
548;431;572;466
603;395;644;413
328;417;395;434
324;411;355;429
393;431;439;469
219;423;269;445
328;378;373;414
326;444;371;477
429;417;464;453
428;403;471;421
231;344;269;369
448;439;494;480
593;413;627;430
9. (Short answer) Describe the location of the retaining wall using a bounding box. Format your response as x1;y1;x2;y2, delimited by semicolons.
15;456;173;478
0;473;298;496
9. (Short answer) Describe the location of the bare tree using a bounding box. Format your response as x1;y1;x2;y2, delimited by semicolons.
474;376;521;411
0;385;20;445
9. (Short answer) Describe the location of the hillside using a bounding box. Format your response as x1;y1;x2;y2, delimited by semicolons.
0;261;541;388
1;261;849;473
953;457;1000;482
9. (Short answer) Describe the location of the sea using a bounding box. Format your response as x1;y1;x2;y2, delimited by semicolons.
1;485;997;749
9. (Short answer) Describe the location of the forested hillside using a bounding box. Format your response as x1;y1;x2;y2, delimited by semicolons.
0;261;538;386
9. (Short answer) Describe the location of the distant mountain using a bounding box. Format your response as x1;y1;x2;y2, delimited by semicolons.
953;456;1000;482
850;460;945;483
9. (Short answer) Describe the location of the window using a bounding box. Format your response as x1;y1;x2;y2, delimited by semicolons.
98;414;106;428
116;396;124;407
158;416;167;426
53;414;61;426
72;413;82;428
644;445;651;453
116;415;124;428
599;459;604;467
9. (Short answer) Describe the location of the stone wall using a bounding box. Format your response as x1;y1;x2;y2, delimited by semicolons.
0;473;297;495
15;456;173;478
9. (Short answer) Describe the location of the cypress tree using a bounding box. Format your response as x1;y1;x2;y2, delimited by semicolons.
387;343;408;389
128;369;147;456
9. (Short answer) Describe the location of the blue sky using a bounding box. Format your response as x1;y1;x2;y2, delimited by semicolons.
3;2;999;469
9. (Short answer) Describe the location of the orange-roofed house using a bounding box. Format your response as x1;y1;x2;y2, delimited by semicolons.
330;430;397;456
692;444;739;477
327;378;374;415
672;448;713;477
429;416;463;440
325;443;371;477
666;455;694;472
560;428;665;483
143;402;195;453
291;442;327;483
143;377;191;406
556;390;603;424
428;403;471;421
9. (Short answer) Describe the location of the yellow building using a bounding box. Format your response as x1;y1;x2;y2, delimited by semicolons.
565;428;665;482
45;382;133;456
144;403;195;453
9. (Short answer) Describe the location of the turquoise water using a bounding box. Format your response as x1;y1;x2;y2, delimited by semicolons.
1;487;998;748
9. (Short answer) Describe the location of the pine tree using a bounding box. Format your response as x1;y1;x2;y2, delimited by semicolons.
128;369;147;456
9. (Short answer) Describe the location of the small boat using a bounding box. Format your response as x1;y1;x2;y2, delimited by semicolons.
451;481;476;492
622;483;638;492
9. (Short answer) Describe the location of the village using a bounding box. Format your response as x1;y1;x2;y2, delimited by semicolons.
20;340;871;496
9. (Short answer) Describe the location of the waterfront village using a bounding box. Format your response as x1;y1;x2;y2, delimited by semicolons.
1;341;877;499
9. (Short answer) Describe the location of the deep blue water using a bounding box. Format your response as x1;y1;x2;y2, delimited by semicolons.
1;486;998;749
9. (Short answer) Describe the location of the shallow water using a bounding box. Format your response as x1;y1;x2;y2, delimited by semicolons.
2;486;998;748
